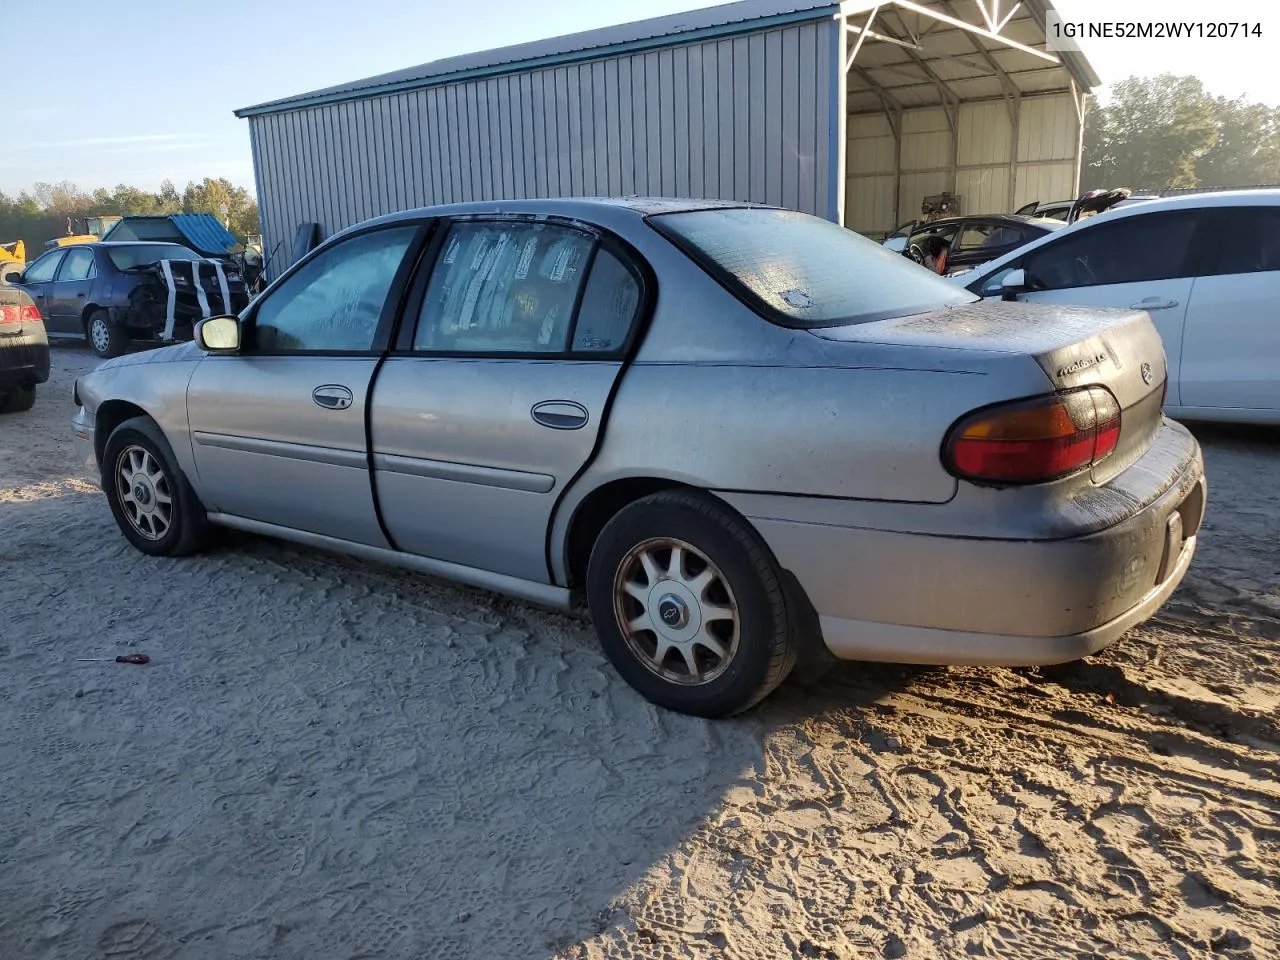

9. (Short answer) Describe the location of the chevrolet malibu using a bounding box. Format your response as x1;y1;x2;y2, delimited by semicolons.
72;199;1206;717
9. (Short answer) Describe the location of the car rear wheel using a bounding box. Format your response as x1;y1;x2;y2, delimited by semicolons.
103;416;210;557
586;490;797;717
0;384;35;414
86;309;127;359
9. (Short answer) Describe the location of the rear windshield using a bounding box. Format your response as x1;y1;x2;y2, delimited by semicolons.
650;208;976;327
105;244;202;270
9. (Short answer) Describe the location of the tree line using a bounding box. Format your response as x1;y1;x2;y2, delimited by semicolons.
1084;74;1280;192
0;178;260;255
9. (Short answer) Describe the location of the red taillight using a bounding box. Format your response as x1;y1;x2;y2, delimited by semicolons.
944;386;1122;484
0;304;40;324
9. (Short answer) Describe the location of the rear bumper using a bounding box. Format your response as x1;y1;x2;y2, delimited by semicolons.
0;327;51;385
748;420;1206;666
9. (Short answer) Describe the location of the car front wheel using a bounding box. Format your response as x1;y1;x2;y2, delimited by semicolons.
586;490;797;717
102;416;210;556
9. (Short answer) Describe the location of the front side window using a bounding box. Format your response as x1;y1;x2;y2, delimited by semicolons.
23;251;64;283
1208;207;1280;276
415;221;594;353
651;207;976;327
57;248;96;281
252;226;418;353
1022;212;1199;292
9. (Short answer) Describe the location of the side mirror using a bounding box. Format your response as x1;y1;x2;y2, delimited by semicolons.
2;271;22;284
1000;268;1027;301
194;315;241;353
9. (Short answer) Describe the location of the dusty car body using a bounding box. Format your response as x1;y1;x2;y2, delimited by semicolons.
71;198;1206;717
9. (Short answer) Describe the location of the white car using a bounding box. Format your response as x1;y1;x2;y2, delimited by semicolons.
961;191;1280;425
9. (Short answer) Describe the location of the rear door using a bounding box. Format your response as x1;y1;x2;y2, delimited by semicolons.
15;249;64;321
186;223;426;547
370;217;648;583
1178;205;1280;414
46;247;97;333
1008;210;1204;405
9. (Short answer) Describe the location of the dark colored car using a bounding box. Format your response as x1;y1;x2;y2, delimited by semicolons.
2;242;250;359
894;214;1064;277
0;283;50;413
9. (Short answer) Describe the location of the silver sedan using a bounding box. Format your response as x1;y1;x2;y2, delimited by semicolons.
72;199;1206;717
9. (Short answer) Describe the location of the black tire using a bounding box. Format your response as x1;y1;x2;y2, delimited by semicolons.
586;490;797;718
102;416;210;557
86;308;128;359
0;384;34;414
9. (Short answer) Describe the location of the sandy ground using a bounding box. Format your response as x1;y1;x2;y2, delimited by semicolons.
1;344;1277;960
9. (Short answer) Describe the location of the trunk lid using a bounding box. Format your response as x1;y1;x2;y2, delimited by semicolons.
808;300;1168;483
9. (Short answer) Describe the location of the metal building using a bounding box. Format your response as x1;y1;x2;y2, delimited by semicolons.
236;0;1098;275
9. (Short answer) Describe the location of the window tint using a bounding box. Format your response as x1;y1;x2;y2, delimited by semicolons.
572;248;642;352
23;251;64;283
253;226;416;353
105;245;202;269
654;208;975;327
957;223;997;250
415;221;593;353
1023;212;1199;291
57;248;96;281
1209;207;1280;276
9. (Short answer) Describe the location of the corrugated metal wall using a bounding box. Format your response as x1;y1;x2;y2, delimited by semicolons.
845;92;1080;235
250;19;837;276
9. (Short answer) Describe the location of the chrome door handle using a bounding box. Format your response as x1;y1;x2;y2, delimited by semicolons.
1130;298;1179;310
531;400;589;430
312;384;353;410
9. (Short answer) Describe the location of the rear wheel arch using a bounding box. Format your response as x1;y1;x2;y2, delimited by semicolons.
561;477;704;590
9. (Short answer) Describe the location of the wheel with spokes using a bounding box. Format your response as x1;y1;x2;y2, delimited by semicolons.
587;491;797;717
102;416;210;556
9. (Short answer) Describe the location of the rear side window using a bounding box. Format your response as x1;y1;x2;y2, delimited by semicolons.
1022;212;1199;291
651;208;975;327
57;248;96;281
1207;207;1280;276
415;221;594;353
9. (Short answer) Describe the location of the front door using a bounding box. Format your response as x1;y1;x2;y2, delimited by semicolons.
14;249;64;322
1179;206;1280;414
46;247;97;334
1009;210;1204;405
186;223;425;547
370;218;647;583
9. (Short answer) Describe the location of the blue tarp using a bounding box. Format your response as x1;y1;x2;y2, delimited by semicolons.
169;214;238;255
102;213;239;255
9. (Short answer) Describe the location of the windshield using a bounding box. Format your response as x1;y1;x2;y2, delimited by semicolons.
650;208;976;327
105;244;202;270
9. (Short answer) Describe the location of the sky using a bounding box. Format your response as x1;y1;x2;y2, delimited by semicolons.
3;0;1276;197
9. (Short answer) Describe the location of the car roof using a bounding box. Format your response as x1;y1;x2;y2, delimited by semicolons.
964;189;1280;286
95;241;193;247
910;213;1052;229
326;196;784;246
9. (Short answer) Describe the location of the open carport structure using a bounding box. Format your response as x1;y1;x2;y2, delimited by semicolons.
237;0;1098;273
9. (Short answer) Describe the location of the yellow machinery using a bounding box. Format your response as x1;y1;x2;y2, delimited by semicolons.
0;239;24;272
44;215;122;250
